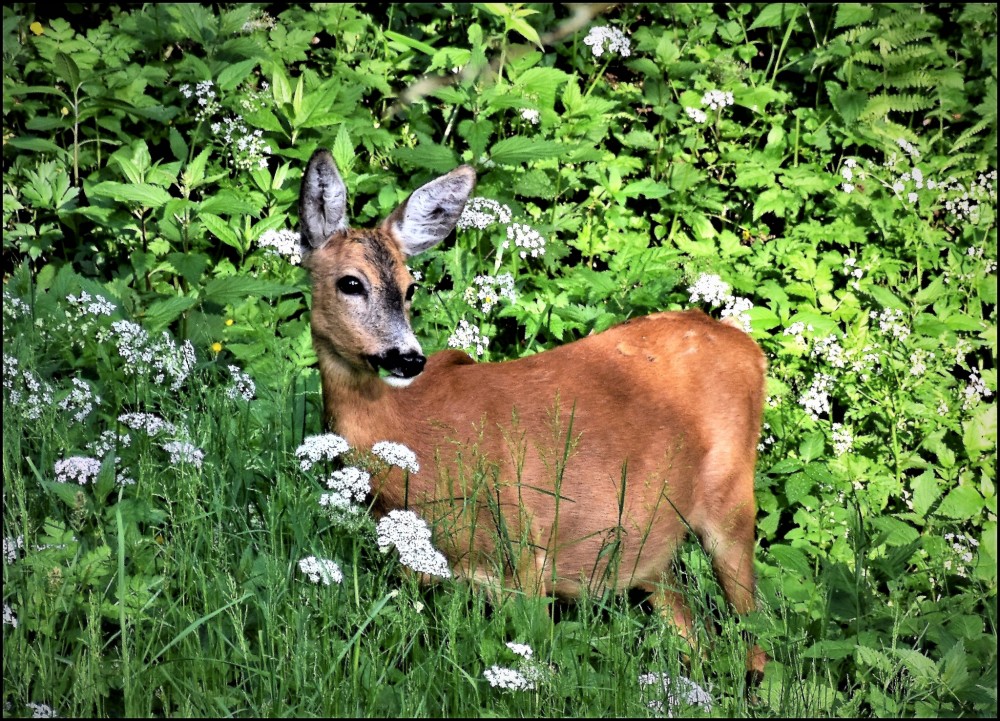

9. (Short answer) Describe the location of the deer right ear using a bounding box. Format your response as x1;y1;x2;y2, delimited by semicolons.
299;149;348;252
382;165;476;257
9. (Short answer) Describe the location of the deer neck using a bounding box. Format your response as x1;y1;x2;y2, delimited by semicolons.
316;346;401;447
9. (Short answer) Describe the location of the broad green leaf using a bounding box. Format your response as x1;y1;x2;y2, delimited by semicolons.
88;181;173;208
53;51;81;89
767;544;812;577
802;639;857;660
963;402;997;457
834;4;873;27
384;29;436;56
489;137;563;165
217;59;258;91
332;126;355;176
200;212;243;253
936;483;985;520
393;143;459;174
785;472;815;505
910;470;942;516
141;295;198;331
622;178;671;199
202;276;296;305
799;432;825;463
749;3;800;30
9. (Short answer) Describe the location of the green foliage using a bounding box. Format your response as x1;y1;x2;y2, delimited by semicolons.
3;2;997;717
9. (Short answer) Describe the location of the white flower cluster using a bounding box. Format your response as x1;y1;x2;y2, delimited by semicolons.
26;703;58;719
799;373;834;420
484;665;536;691
831;423;854;456
520;108;540;125
757;422;776;452
110;320;197;391
506;642;533;660
211;115;272;171
179;80;220;122
162;440;205;469
295;433;350;471
54;456;102;484
298;555;343;585
89;429;132;466
941;169;996;224
504;223;546;260
962;370;993;411
67;291;116;318
870;308;910;342
687;273;754;332
58;377;100;424
118;412;176;438
457;198;513;231
3;603;17;628
258;228;302;265
241;9;275;33
638;671;713;715
464;273;516;315
583;25;631;59
3;354;54;420
372;441;420;473
701;89;734;111
448;319;490;357
322;467;371;507
226;364;255;401
908;349;935;377
3;288;31;322
783;321;814;350
812;335;847;369
684;106;708;124
842;256;865;290
376;509;451;578
943;532;979;577
4;535;24;565
896;137;921;159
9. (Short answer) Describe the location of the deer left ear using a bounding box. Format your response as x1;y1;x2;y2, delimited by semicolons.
383;165;476;257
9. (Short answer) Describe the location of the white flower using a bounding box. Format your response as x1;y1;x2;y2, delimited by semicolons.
226;364;256;401
448;319;490;357
799;373;834;420
962;370;993;410
687;273;731;307
58;377;100;424
582;26;631;59
54;456;102;484
504;223;546;259
376;510;451;578
464;273;516;314
457;197;513;231
685;106;707;124
812;335;847;369
296;433;350;471
506;642;534;660
639;671;712;715
4;604;18;628
870;308;910;341
720;296;753;333
701;89;734;111
25;704;57;719
162;440;205;469
258;228;302;265
520;108;540;125
371;441;420;473
832;423;853;456
298;555;343;585
4;536;23;565
484;665;536;691
118;412;176;438
67;291;116;317
110;321;196;391
842;183;855;194
324;466;371;505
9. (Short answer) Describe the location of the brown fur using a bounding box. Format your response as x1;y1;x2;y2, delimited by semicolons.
301;150;768;673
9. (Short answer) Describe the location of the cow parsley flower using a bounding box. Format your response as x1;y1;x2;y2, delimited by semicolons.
688;273;732;306
503;223;546;259
258;228;302;265
457;198;513;231
639;672;713;715
799;373;834;420
962;370;993;410
118;412;176;438
296;434;350;471
372;441;420;474
520;108;540;125
464;273;516;314
376;509;451;578
179;80;220;122
110;321;196;391
298;555;343;585
211;115;272;170
701;89;734;111
870;308;910;341
506;642;534;660
323;466;371;506
4;356;54;421
685;106;707;124
448;318;490;357
226;365;255;401
162;440;205;468
58;377;100;424
484;665;536;691
54;456;102;484
583;26;631;59
832;423;854;456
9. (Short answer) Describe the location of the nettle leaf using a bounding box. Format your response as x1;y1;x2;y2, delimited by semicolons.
201;212;243;253
910;470;942;516
834;4;874;28
142;295;199;331
88;182;173;209
217;59;259;92
963;403;997;457
749;3;800;30
936;484;985;520
392;143;459;174
201;276;296;305
489;137;563;165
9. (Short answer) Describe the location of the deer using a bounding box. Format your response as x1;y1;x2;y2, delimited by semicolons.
299;148;768;674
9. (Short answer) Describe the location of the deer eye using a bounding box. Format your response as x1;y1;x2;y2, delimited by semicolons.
337;276;366;296
405;283;418;302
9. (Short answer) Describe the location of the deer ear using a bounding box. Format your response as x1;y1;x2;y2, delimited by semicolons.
299;149;348;252
383;165;476;257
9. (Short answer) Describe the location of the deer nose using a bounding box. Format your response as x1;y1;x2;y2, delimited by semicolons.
366;349;426;378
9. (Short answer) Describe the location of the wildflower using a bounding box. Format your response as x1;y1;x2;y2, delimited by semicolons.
67;291;116;318
520;108;540;125
179;80;220;122
701;89;734;111
25;704;57;719
162;440;205;469
3;355;54;421
54;456;102;484
506;642;533;660
298;555;343;585
896;137;920;159
241;9;275;33
448;319;490;357
89;429;131;460
799;373;834;420
842;183;855;194
962;370;993;411
457;197;513;231
582;26;631;59
503;223;546;259
687;273;732;307
832;423;854;456
685;106;707;124
484;665;536;691
110;320;196;391
371;441;420;474
908;349;935;377
323;466;371;505
4;535;23;564
211;115;272;170
118;412;176;438
3;604;17;628
58;377;100;424
464;273;516;314
296;433;350;471
720;296;753;333
226;364;256;401
870;308;910;341
639;671;713;715
812;335;847;369
258;228;302;265
376;509;451;578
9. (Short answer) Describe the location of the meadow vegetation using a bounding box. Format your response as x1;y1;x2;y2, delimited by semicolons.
2;3;996;717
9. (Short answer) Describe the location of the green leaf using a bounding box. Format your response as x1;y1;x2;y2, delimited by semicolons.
88;182;173;208
784;472;815;505
392;143;459;174
507;15;542;48
489;137;563;165
799;432;825;463
200;213;243;253
384;29;436;56
217;59;258;91
963;402;997;457
53;51;81;89
142;295;199;331
749;3;800;30
622;178;671;199
768;544;812;577
910;470;942;516
202;276;296;305
332;126;355;176
802;639;857;660
936;483;985;520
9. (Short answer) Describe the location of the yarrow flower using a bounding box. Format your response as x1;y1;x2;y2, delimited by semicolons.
582;26;631;59
371;441;420;474
457;197;512;231
296;433;350;471
226;365;255;401
162;440;205;469
4;355;54;421
448;319;490;357
484;665;536;691
54;456;102;485
118;412;176;438
323;467;371;505
503;223;546;259
464;273;516;314
258;228;302;265
638;672;713;715
376;509;451;578
506;642;533;660
298;556;343;585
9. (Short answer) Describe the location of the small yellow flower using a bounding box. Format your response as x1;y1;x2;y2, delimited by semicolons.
29;21;44;35
211;342;223;353
60;107;69;116
225;318;234;326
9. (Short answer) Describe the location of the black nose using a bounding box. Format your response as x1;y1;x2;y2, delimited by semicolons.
365;349;426;378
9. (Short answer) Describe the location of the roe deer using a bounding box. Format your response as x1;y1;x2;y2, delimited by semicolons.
300;149;768;673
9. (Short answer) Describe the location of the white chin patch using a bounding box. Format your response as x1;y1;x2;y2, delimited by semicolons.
382;375;416;388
